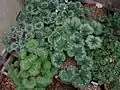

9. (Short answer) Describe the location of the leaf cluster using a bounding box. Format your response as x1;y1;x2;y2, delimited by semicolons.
8;40;56;90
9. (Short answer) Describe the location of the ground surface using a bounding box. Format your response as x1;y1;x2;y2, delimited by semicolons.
0;0;22;54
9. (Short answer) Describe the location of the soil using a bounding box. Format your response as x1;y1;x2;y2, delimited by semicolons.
0;73;16;90
84;4;107;22
60;57;77;70
47;78;77;90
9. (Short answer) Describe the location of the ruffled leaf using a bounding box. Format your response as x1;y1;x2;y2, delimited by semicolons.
25;32;34;40
36;76;52;87
91;20;103;35
63;17;81;34
51;52;66;68
85;35;102;49
26;39;39;53
48;31;60;44
42;60;51;70
75;56;93;70
34;22;44;30
72;70;92;88
35;48;48;59
41;1;49;9
22;78;36;89
69;32;84;47
67;45;86;57
80;23;94;36
57;3;67;11
20;60;30;71
10;43;18;51
54;36;68;52
59;66;77;82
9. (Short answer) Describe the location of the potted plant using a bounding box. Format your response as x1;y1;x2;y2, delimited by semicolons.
2;0;120;90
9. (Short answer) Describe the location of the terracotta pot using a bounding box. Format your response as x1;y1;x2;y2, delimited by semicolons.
84;4;107;22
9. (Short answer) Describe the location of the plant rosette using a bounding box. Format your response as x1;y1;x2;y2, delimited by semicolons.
84;4;107;22
54;57;78;85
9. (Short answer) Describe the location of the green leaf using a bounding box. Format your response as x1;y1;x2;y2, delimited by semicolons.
8;68;21;86
35;48;48;59
72;70;92;88
2;35;9;45
22;78;36;89
25;4;34;12
36;76;52;87
75;56;93;70
19;71;30;78
8;25;17;34
80;23;94;36
55;15;65;25
69;32;84;47
28;66;40;76
41;1;49;9
54;36;68;52
59;66;77;82
25;24;34;32
63;17;81;34
25;32;34;40
34;22;44;30
67;45;86;57
19;40;26;49
91;20;103;35
26;39;39;53
35;31;44;39
57;3;67;11
67;1;76;10
40;10;51;17
13;61;19;67
51;68;59;76
48;31;60;44
42;60;51;70
43;17;51;24
44;27;52;37
51;52;66;68
20;60;30;71
10;43;18;51
85;35;102;49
